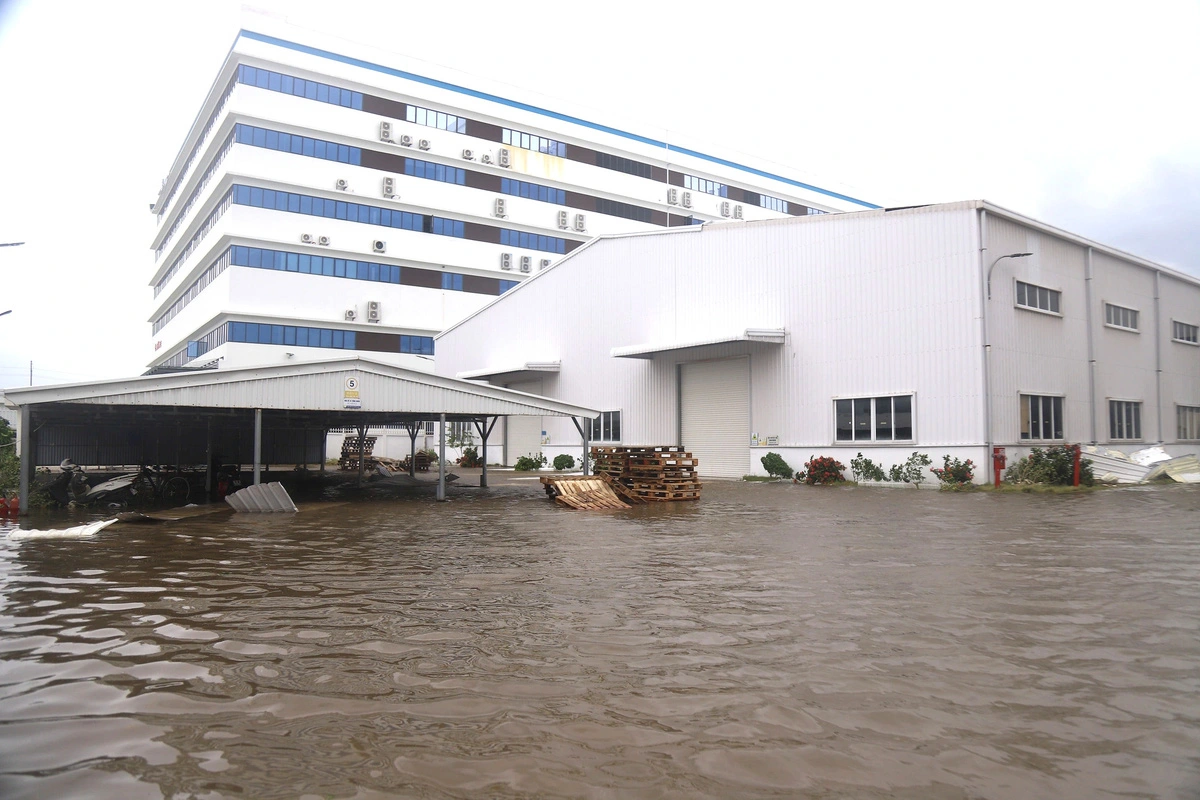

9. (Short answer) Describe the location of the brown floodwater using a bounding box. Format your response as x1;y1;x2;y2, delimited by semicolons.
1;479;1199;799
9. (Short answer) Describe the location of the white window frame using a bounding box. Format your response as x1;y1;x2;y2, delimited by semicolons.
1019;393;1065;441
1108;399;1142;441
1014;279;1062;316
832;393;916;444
1103;301;1140;332
588;410;622;443
1178;405;1200;441
1172;319;1199;346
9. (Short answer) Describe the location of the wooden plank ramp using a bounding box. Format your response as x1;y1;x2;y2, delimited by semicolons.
540;476;632;510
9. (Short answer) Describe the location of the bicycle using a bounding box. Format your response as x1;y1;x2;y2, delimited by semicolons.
131;465;191;504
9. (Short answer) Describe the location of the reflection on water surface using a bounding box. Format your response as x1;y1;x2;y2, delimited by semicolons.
2;481;1199;799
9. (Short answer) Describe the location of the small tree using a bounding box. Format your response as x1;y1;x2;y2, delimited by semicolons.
0;419;18;497
760;452;794;479
552;454;576;471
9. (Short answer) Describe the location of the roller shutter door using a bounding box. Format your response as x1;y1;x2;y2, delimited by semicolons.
505;381;543;466
680;358;750;479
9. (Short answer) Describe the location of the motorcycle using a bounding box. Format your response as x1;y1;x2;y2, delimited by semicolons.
47;460;139;508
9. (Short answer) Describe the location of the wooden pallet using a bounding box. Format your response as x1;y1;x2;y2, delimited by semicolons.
540;476;631;510
587;446;703;503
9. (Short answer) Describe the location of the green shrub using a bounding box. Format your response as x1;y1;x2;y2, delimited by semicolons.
1005;445;1094;486
901;452;932;486
552;454;576;471
760;452;794;479
801;455;846;485
514;452;548;471
0;419;18;496
932;455;975;488
850;452;885;482
456;446;482;468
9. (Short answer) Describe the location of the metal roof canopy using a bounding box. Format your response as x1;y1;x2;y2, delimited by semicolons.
456;360;561;383
5;355;599;512
610;329;787;359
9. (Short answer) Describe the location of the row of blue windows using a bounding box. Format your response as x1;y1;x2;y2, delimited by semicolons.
760;195;788;214
237;64;363;111
229;321;358;350
235;123;362;166
684;174;728;198
404;157;465;185
399;335;435;356
405;104;467;134
499;228;568;254
502;128;567;157
501;177;566;205
158;73;239;221
232;245;402;284
231;184;465;238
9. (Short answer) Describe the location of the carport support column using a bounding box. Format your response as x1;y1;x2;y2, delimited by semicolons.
17;405;32;515
571;417;591;476
253;409;262;486
437;413;447;501
204;419;213;500
475;416;497;488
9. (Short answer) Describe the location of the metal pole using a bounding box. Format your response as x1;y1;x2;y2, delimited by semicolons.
204;418;213;500
409;424;418;477
356;425;366;486
437;413;447;501
253;409;262;485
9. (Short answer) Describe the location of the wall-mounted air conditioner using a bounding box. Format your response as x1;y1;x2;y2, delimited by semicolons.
379;121;392;142
367;300;381;322
480;153;493;164
462;148;474;160
494;198;507;218
399;134;413;147
418;139;431;150
500;252;513;270
733;204;744;219
667;188;679;205
497;148;511;167
557;210;569;229
382;176;395;197
520;256;531;273
335;178;349;191
318;235;330;246
372;240;386;253
573;213;586;232
720;201;731;217
539;258;552;271
681;191;692;208
345;308;357;321
301;233;314;244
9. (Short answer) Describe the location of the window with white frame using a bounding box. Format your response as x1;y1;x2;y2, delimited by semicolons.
1109;400;1142;440
834;395;913;442
589;411;621;442
1104;303;1139;331
1020;394;1064;440
423;421;436;436
1178;406;1200;441
1173;320;1199;344
1015;280;1061;314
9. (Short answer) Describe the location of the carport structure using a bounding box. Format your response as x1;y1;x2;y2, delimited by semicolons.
4;356;598;513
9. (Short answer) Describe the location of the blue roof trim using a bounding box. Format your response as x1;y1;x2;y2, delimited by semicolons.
237;30;880;210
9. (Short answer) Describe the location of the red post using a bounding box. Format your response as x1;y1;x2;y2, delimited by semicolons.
992;446;1005;489
1073;444;1081;487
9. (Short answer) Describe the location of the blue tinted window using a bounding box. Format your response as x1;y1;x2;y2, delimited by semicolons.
230;321;245;341
332;330;344;348
284;326;296;345
323;257;334;276
272;325;284;345
320;329;333;348
296;328;309;346
345;330;356;348
298;255;310;274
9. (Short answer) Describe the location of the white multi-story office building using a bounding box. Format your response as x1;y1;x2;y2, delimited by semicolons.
147;21;878;373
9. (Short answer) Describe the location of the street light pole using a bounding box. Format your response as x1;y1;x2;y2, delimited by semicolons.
982;251;1033;486
0;242;25;248
987;252;1033;299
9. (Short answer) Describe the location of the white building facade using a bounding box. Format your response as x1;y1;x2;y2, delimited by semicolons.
433;201;1200;479
147;21;877;375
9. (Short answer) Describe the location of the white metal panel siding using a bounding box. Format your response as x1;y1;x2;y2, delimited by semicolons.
681;358;750;478
505;380;545;465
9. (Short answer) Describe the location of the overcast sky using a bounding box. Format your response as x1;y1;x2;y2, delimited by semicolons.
1;0;1197;388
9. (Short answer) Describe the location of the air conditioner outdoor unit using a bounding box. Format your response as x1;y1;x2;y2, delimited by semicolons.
557;210;569;229
336;178;349;191
500;252;513;270
720;201;731;217
399;134;413;147
372;240;386;253
382;176;395;197
681;191;692;208
539;258;552;271
418;138;431;150
367;300;381;322
344;308;357;321
379;121;392;141
493;198;507;218
497;147;511;167
318;235;330;246
462;148;474;160
573;213;586;232
667;188;679;205
480;153;492;165
733;204;744;219
300;233;314;244
520;256;531;273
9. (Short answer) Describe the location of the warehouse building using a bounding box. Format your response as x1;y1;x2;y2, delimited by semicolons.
433;200;1200;481
147;17;876;375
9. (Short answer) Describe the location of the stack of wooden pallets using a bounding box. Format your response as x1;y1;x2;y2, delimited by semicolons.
540;475;633;510
590;446;702;502
339;435;377;471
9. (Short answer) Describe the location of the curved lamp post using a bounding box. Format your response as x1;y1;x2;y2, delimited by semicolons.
987;252;1033;299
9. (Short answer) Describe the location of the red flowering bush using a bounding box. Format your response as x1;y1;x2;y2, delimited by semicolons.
932;455;975;488
801;455;846;485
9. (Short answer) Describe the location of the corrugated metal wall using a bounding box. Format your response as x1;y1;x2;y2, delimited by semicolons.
34;424;324;468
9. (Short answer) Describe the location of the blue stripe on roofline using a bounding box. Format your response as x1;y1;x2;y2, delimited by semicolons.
238;30;881;210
